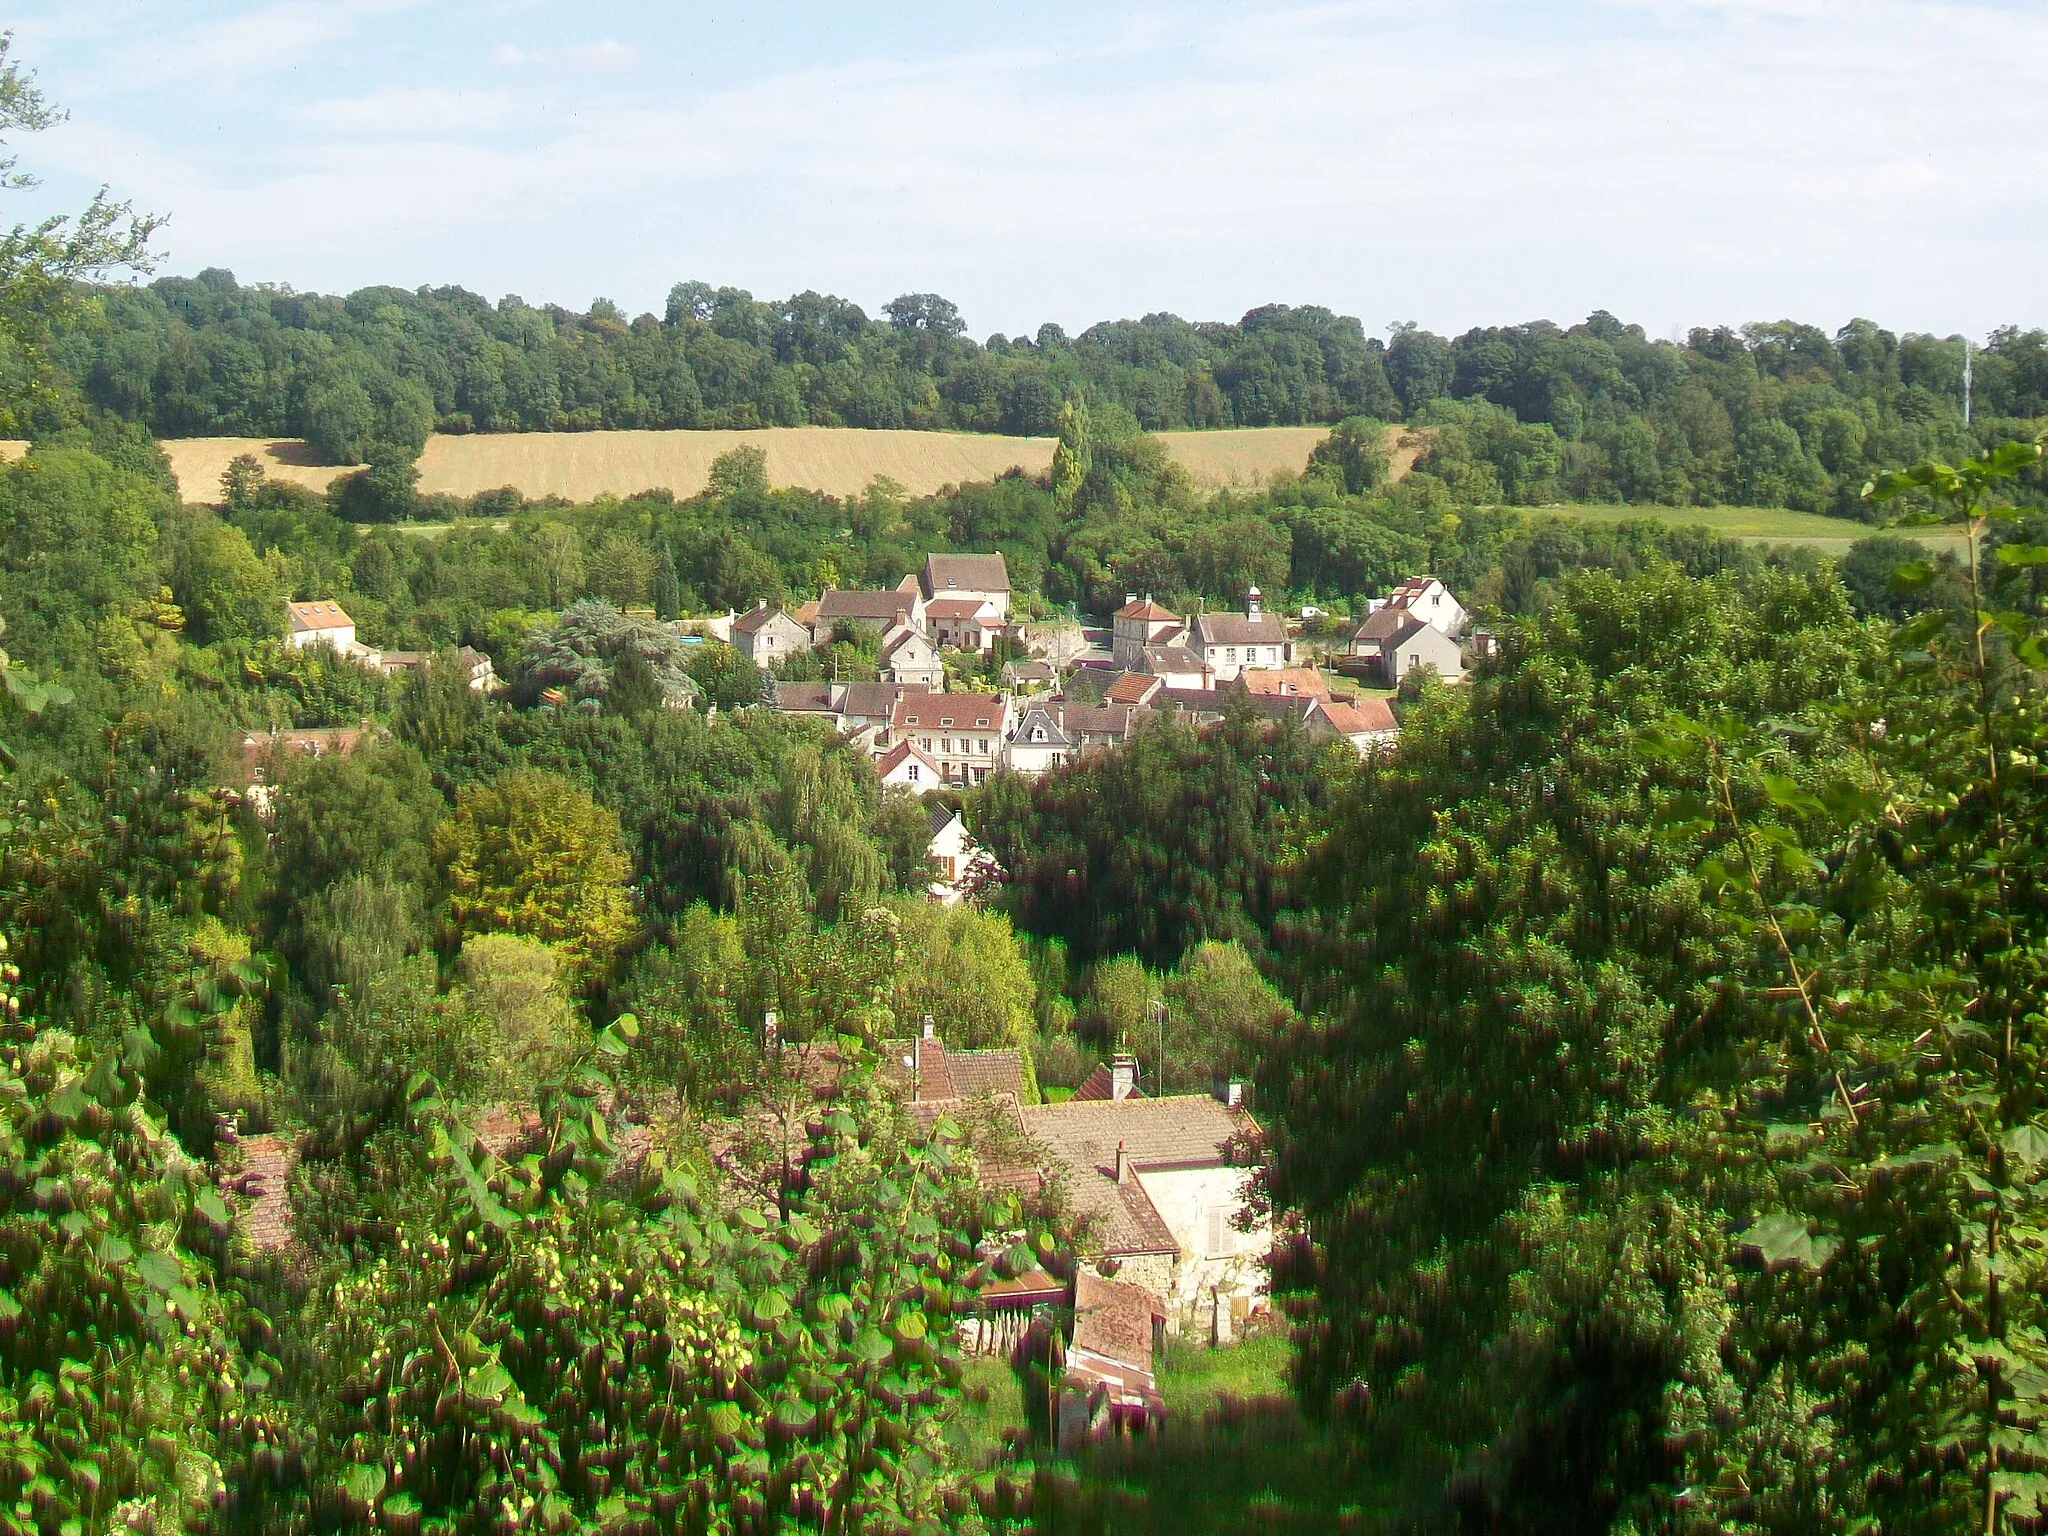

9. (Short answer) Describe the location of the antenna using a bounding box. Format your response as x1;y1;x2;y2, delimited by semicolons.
1964;338;1974;426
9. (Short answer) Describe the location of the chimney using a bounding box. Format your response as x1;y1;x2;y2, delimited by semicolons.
1126;593;1138;608
763;1010;779;1051
1222;1079;1245;1110
922;1016;936;1040
1246;586;1262;619
1111;1053;1138;1102
1115;1140;1131;1183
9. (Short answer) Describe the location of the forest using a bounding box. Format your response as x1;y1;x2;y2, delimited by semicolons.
8;30;2048;1536
28;265;2048;521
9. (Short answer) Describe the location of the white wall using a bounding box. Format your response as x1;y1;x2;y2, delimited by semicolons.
1134;1165;1269;1330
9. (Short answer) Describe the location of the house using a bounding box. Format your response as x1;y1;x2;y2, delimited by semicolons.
1111;596;1183;670
1105;673;1164;708
889;692;1012;786
812;587;924;647
1053;700;1148;752
921;552;1012;620
287;600;356;652
375;646;497;692
840;681;925;737
926;597;1004;653
731;603;811;665
237;726;370;817
881;1022;1030;1104
1003;657;1060;693
1141;642;1213;691
926;803;996;903
1243;693;1399;755
1367;575;1468;638
1235;666;1333;700
876;738;945;791
772;680;843;724
878;623;945;689
1059;1271;1167;1441
1351;607;1465;684
1189;588;1292;682
1004;702;1075;777
1022;1067;1269;1331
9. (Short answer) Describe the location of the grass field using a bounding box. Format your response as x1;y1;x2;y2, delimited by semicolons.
157;424;1355;505
1533;500;1968;556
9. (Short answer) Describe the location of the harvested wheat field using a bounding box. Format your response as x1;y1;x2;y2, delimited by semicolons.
158;424;1359;506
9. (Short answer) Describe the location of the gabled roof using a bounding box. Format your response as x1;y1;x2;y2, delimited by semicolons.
926;801;963;839
1105;673;1164;706
1353;606;1429;645
773;681;839;714
1322;696;1398;735
894;692;1006;732
923;552;1011;596
1055;701;1146;740
841;681;919;719
876;738;943;781
1115;596;1179;623
1236;666;1332;699
816;588;916;623
1142;642;1207;676
1022;1095;1253;1258
792;601;819;625
732;603;799;635
926;597;998;621
880;625;938;664
1193;611;1288;647
287;599;353;632
1387;575;1444;607
1010;703;1073;748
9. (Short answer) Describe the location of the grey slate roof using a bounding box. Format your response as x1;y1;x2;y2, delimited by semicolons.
1193;611;1289;647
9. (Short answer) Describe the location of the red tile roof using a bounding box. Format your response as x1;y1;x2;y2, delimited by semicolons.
1115;597;1180;622
287;599;353;632
1322;696;1397;735
1237;667;1333;699
1105;673;1163;706
892;692;1005;732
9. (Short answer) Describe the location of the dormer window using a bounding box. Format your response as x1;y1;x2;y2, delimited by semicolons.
940;716;954;728
1032;727;1047;742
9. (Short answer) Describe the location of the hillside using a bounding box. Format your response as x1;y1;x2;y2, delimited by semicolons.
156;424;1350;504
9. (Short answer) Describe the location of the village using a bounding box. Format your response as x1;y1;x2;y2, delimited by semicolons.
241;556;1485;1439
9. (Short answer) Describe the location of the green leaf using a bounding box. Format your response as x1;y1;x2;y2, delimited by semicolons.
342;1464;386;1504
706;1402;744;1438
1737;1213;1839;1271
2007;1124;2048;1166
612;1012;639;1040
853;1328;895;1364
1998;544;2048;566
193;1189;231;1230
136;1252;180;1291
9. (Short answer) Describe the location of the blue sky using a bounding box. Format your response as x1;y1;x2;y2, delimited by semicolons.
7;0;2047;341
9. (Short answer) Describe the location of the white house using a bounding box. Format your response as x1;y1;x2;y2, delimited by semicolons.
1003;702;1074;777
926;803;995;904
926;597;1003;653
1367;575;1468;638
876;738;944;791
889;692;1011;786
287;600;356;652
920;553;1012;620
812;587;924;647
1189;588;1292;682
730;603;811;665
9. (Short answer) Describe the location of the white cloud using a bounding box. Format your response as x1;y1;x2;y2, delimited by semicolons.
20;0;2048;335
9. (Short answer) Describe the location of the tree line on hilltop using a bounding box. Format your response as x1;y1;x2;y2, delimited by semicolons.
28;265;2048;519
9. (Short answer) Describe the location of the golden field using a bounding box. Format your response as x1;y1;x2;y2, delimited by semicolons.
156;424;1352;505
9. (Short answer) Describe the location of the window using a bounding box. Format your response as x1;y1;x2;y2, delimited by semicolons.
1226;647;1237;663
939;716;954;728
1206;1206;1231;1259
1031;727;1046;743
922;737;934;751
906;763;920;782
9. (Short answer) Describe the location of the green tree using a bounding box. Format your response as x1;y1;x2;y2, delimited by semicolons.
457;931;583;1093
333;440;421;522
685;637;763;710
888;898;1039;1055
652;539;682;620
163;509;282;644
708;442;769;499
1161;937;1294;1085
1051;392;1092;510
220;450;264;509
1306;414;1391;494
436;767;636;979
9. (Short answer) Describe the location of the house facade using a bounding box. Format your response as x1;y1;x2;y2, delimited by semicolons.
925;597;1003;653
878;624;945;688
1352;608;1464;684
287;600;356;652
1368;575;1468;637
1189;588;1291;682
888;692;1012;785
1003;702;1074;776
875;739;944;791
920;553;1011;620
926;804;995;903
730;603;811;665
1111;597;1183;670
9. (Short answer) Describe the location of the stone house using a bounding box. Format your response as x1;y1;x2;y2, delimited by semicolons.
1021;1070;1267;1333
1111;596;1184;670
730;603;811;665
926;597;1003;653
812;587;924;647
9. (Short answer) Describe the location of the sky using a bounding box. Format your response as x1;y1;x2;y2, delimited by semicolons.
6;0;2047;343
